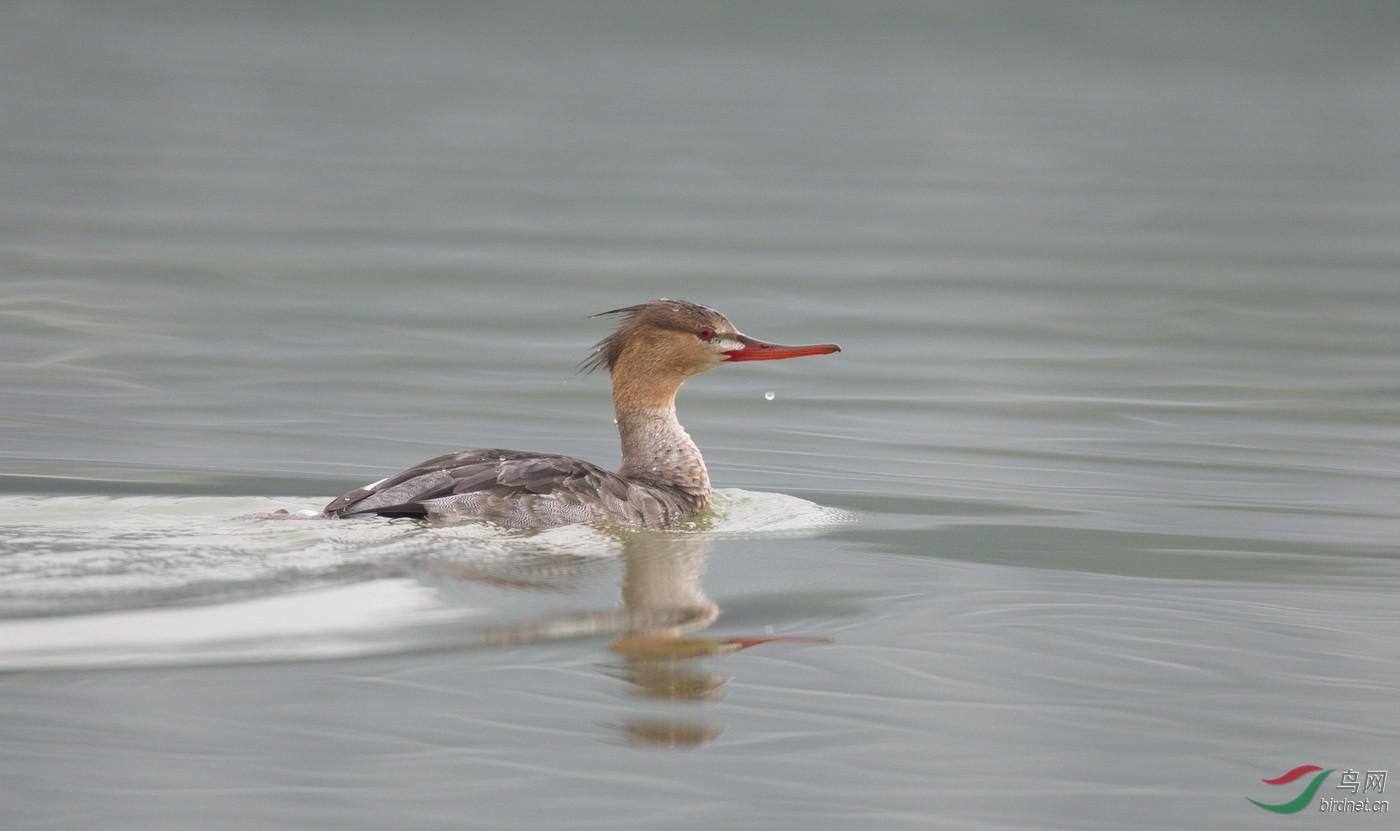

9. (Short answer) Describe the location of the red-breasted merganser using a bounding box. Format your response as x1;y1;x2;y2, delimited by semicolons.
324;300;840;527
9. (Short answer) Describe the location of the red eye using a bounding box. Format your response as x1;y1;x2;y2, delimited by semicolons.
695;325;716;341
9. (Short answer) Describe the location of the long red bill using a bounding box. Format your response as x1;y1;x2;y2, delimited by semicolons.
723;333;842;362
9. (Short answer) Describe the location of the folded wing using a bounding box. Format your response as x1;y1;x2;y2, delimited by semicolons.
323;449;695;528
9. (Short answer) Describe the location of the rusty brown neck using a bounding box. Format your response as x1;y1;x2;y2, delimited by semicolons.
610;362;711;501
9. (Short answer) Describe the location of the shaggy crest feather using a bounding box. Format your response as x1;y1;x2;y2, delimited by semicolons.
580;299;733;375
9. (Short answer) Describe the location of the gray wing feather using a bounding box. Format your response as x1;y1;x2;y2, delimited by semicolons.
323;448;690;527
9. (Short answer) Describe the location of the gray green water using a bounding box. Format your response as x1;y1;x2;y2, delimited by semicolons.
3;2;1399;829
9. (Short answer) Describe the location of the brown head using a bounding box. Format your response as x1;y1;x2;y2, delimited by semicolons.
582;300;840;412
583;299;839;381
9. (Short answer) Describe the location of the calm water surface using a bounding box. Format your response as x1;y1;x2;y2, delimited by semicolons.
3;2;1399;829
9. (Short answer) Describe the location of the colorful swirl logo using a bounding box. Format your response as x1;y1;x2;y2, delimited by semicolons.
1248;765;1334;813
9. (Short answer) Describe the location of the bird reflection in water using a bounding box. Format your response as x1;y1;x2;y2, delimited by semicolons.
409;527;827;749
605;531;826;748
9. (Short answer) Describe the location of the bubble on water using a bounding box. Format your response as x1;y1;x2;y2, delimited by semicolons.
764;391;775;401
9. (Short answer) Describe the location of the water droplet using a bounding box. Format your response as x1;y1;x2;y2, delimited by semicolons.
764;391;775;401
